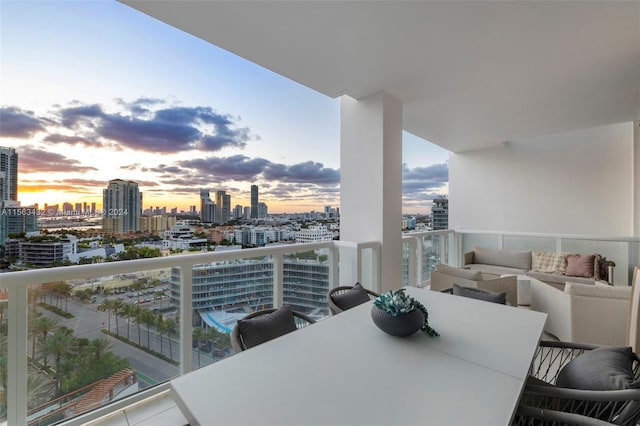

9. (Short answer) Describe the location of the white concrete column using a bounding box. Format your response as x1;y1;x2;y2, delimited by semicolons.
634;119;640;237
340;92;403;293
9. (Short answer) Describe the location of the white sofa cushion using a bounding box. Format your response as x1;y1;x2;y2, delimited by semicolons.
435;263;482;281
565;281;631;300
473;246;532;270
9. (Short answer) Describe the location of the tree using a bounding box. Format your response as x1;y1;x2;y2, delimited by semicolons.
111;300;126;337
97;299;115;332
164;317;177;361
156;314;167;357
32;316;59;360
192;327;206;368
141;309;156;349
40;329;75;393
120;303;135;341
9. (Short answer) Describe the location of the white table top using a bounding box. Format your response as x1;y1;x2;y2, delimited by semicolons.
171;287;547;426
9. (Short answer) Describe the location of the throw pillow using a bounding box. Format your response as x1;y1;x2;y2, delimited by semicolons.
237;305;298;349
331;282;371;311
435;263;482;281
565;254;595;278
556;346;640;391
532;251;569;274
452;284;507;304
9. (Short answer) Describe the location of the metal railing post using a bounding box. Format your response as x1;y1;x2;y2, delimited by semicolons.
179;265;193;374
7;286;28;426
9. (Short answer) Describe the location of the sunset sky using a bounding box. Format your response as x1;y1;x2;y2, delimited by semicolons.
0;0;449;214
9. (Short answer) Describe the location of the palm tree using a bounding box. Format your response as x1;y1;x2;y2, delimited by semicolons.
88;338;111;361
193;327;206;368
32;316;59;360
120;303;134;341
40;329;75;394
111;300;126;337
131;305;143;346
97;299;115;332
27;367;55;410
156;314;167;357
164;317;177;361
141;309;156;349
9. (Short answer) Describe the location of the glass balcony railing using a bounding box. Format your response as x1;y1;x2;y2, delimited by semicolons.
0;240;380;426
3;230;637;425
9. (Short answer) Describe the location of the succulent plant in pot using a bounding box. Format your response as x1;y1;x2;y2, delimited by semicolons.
371;288;439;337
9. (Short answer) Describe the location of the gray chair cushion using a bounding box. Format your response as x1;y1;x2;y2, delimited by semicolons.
557;346;640;391
435;263;482;281
331;282;371;311
237;305;298;349
452;284;507;304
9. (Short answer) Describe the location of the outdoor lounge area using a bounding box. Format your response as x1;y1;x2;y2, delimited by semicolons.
1;1;638;425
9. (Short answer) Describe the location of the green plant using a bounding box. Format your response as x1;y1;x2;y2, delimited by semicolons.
373;289;439;337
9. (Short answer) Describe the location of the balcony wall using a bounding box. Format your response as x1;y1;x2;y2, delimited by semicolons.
449;121;638;236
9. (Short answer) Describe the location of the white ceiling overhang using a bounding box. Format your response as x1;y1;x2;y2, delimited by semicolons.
120;0;640;152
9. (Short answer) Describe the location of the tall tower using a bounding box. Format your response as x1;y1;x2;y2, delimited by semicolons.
431;196;449;230
250;184;258;219
200;189;214;223
102;179;142;233
0;147;18;202
215;190;229;224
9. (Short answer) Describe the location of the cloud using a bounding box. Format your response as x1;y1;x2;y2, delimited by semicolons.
403;163;448;183
263;161;339;184
48;99;255;153
175;155;340;186
178;155;271;181
18;146;98;173
0;107;46;138
44;133;101;147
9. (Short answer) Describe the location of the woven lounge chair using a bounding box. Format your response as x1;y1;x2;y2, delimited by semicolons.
231;306;315;352
513;340;640;425
327;284;379;315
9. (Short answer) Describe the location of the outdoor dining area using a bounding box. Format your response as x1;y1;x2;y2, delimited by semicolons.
169;266;640;425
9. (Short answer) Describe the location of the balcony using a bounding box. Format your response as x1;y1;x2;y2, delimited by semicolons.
1;230;639;425
2;1;638;424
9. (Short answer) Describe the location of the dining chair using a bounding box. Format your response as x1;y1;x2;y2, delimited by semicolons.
327;283;379;315
230;305;315;352
514;266;640;425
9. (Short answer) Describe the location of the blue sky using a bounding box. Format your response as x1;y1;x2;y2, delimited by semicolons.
0;0;448;214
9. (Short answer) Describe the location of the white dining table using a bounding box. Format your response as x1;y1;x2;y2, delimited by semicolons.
170;286;547;426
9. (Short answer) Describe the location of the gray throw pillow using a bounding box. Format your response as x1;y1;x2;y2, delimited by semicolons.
452;284;507;304
237;305;298;349
556;346;640;391
331;282;371;311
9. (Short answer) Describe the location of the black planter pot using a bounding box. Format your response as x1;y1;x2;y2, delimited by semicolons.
370;305;424;337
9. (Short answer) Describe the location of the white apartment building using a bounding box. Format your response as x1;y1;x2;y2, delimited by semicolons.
295;225;334;243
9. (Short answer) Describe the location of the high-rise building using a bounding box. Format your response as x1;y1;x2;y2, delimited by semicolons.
431;196;449;230
0;147;38;246
233;204;243;219
200;190;215;223
250;185;258;219
258;202;268;219
102;179;142;233
223;194;231;223
0;147;18;202
213;190;231;224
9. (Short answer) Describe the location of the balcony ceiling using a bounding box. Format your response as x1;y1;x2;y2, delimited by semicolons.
121;0;639;152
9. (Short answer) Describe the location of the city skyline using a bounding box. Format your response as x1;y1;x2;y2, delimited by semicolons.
0;0;449;214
